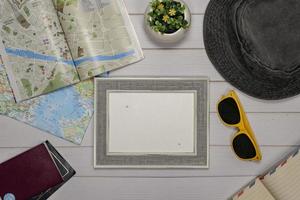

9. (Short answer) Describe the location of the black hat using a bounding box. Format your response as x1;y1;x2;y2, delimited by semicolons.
203;0;300;100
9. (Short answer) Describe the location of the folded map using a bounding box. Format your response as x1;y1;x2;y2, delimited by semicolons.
0;54;95;144
0;0;143;102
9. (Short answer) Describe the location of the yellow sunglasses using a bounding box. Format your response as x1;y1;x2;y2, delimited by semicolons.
217;90;262;161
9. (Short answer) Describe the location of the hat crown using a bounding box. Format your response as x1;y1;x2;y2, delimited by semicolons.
235;0;300;74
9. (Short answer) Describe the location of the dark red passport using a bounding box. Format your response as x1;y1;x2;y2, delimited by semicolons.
0;143;64;200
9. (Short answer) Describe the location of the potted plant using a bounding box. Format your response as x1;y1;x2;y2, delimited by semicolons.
144;0;191;43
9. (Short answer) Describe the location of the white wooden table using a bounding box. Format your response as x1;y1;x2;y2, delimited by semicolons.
1;0;299;199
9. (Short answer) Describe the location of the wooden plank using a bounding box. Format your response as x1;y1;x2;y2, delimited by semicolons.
49;176;253;200
211;113;300;146
130;15;204;49
1;112;300;147
58;146;296;177
1;111;300;147
124;0;209;14
111;49;222;81
106;52;300;114
210;82;300;113
0;146;294;177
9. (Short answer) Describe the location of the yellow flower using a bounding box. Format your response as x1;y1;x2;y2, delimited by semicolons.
162;15;169;22
168;8;176;16
157;3;164;10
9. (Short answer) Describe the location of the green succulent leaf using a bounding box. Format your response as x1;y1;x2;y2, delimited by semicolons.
147;0;190;33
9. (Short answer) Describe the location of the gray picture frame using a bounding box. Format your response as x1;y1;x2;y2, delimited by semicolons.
94;77;209;168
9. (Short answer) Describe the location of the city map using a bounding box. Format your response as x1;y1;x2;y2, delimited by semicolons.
0;54;94;144
0;0;142;143
54;0;143;80
0;0;143;102
0;0;80;102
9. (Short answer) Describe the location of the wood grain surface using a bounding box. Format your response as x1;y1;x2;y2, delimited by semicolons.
0;0;299;199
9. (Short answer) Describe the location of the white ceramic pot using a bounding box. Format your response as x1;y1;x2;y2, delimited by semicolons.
144;0;191;44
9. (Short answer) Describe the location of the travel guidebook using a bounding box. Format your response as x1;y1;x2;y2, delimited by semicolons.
0;0;143;102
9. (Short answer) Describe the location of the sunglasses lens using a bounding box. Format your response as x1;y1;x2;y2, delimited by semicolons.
218;97;240;125
233;133;256;159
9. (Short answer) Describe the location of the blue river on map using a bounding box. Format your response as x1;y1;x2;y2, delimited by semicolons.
3;47;124;139
5;47;135;67
32;85;90;137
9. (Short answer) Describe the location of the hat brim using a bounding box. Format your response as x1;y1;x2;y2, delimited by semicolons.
203;0;300;100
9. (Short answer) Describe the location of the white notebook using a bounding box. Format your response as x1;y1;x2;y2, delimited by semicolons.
231;149;300;200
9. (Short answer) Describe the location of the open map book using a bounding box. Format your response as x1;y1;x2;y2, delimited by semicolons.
0;0;143;102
